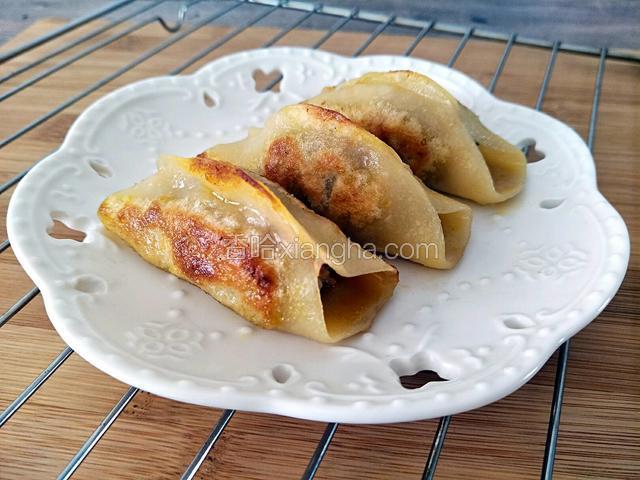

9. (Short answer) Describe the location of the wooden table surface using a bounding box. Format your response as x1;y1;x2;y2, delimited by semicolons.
0;17;638;480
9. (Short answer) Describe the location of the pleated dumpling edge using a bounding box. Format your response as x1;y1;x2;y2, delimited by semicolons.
98;155;398;343
309;70;527;204
204;103;472;269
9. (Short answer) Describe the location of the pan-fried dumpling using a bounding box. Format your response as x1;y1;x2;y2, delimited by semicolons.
203;104;472;269
308;71;527;204
98;155;398;343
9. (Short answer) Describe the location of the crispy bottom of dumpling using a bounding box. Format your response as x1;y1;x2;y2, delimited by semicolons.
99;155;398;343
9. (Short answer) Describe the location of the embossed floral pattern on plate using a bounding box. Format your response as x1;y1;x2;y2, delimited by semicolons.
6;48;629;423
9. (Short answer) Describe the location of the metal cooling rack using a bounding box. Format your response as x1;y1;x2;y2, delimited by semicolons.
0;1;631;478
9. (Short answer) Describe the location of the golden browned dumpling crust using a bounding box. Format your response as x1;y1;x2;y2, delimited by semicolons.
99;155;398;342
204;104;472;269
309;70;527;204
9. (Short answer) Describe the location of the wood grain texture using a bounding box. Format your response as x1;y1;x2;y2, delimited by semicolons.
0;18;638;480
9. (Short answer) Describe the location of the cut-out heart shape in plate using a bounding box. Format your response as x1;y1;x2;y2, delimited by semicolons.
7;48;629;423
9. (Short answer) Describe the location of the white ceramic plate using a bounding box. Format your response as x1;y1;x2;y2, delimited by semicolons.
7;48;629;423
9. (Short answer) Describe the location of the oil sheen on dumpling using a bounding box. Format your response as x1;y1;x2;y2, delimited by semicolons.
308;70;527;204
99;155;398;343
203;104;472;269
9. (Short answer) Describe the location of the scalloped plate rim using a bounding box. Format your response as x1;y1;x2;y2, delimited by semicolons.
6;47;630;423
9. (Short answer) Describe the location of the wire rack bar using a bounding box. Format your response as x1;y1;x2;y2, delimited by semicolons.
0;0;239;421
255;4;360;91
311;6;358;49
587;49;607;151
525;43;563;478
0;0;135;64
0;0;172;103
0;1;361;200
180;409;235;480
0;0;259;431
447;26;474;68
351;14;396;57
417;25;521;476
57;386;140;480
355;14;399;56
0;4;340;424
540;47;607;480
0;1;241;196
2;8;353;468
301;423;339;480
0;2;624;479
0;347;74;428
0;167;29;195
414;32;475;479
415;25;475;474
262;3;322;47
0;0;622;195
178;12;370;479
535;41;561;111
0;0;210;103
422;416;452;480
488;32;517;93
254;3;327;90
0;287;39;328
540;341;570;479
301;19;479;478
245;0;639;62
169;1;280;74
403;21;435;57
292;17;441;476
0;0;243;154
0;1;167;85
521;40;558;164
